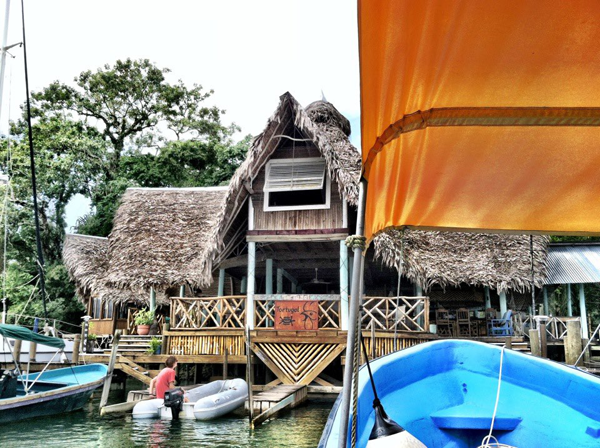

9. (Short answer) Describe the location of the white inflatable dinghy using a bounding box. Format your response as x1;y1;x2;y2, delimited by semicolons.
134;378;248;420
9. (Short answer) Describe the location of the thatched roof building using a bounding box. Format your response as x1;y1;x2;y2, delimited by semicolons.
373;229;549;293
104;187;227;290
208;92;361;263
63;233;163;305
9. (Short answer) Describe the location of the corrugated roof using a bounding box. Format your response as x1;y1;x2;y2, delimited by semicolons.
545;244;600;285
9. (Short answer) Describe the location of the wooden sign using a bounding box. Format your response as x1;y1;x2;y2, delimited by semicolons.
274;300;319;331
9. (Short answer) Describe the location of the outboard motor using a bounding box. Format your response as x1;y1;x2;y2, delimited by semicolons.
0;369;18;399
163;388;185;420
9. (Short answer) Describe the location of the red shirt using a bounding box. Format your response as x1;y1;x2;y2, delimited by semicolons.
155;367;176;399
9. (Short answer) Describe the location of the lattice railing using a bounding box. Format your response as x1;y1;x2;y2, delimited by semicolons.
514;315;581;340
254;295;341;329
361;296;429;332
170;296;246;329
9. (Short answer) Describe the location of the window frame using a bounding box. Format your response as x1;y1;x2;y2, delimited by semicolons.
263;157;331;212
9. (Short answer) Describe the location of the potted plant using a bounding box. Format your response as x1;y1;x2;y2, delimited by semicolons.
135;309;155;335
147;337;161;355
86;333;97;353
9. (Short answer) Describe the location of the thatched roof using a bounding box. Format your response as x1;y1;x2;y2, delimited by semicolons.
209;92;361;259
63;234;165;305
104;187;227;290
373;229;549;293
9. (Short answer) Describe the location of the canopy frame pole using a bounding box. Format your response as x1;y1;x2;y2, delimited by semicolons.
338;179;367;448
24;348;60;394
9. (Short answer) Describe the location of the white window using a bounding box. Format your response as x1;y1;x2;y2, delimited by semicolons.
263;158;331;211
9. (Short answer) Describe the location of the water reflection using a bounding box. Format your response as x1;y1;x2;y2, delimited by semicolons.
0;394;333;448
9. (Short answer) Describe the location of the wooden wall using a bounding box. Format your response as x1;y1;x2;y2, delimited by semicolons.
251;143;345;231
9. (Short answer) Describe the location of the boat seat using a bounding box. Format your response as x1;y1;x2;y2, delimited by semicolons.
431;403;522;431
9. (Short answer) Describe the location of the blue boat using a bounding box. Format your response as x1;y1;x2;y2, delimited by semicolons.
0;324;107;423
319;340;600;448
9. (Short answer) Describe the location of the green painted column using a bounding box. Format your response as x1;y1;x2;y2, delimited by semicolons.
217;268;225;326
265;259;273;295
179;285;185;297
499;291;507;316
567;284;573;317
241;276;247;294
484;286;492;309
150;287;156;312
580;284;589;339
340;240;349;330
291;282;297;293
276;268;284;294
247;243;256;329
543;286;549;315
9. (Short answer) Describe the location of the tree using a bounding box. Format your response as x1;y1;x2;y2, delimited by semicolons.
0;59;250;325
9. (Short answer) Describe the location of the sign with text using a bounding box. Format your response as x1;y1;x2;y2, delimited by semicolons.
274;300;319;331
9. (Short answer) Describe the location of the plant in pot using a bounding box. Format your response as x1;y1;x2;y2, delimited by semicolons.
86;333;97;353
147;337;161;355
135;309;155;335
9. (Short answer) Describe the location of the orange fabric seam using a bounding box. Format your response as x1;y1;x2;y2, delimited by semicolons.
363;106;600;176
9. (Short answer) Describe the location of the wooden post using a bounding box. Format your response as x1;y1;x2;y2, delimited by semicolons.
161;321;169;355
245;328;254;428
582;338;591;365
579;284;589;339
565;320;582;365
276;268;283;294
370;325;375;359
529;329;541;357
150;288;156;313
265;259;273;295
247;242;256;330
99;330;121;411
505;336;512;350
13;339;22;364
499;291;508;316
538;317;548;358
484;286;492;309
543;286;549;315
29;342;37;363
223;348;228;380
72;334;81;365
567;284;573;317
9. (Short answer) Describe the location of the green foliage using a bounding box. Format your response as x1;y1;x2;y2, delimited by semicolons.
134;309;155;326
147;336;161;354
88;333;98;341
0;58;250;327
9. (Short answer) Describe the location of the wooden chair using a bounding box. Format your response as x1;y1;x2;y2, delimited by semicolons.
486;308;498;335
456;308;471;337
490;310;514;336
435;307;453;337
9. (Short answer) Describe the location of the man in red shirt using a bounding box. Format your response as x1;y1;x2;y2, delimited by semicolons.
149;356;178;399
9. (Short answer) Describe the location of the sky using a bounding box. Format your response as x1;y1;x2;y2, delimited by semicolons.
0;0;361;229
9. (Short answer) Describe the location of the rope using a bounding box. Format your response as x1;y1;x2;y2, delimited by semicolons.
478;346;517;448
350;304;361;448
345;235;366;251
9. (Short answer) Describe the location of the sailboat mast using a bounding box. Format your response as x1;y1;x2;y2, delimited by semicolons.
0;0;11;125
20;0;47;320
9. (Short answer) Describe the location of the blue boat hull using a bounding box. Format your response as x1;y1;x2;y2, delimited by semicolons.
0;364;107;424
320;340;600;448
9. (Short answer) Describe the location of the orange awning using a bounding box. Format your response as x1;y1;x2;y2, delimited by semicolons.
359;0;600;242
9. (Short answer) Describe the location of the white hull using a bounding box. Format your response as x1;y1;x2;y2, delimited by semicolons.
0;336;73;363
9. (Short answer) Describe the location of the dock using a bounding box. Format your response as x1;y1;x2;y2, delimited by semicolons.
251;384;307;427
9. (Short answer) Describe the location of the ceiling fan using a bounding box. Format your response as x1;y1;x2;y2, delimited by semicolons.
303;268;332;285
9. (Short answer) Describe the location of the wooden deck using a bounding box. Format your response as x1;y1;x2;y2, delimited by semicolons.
251;384;308;427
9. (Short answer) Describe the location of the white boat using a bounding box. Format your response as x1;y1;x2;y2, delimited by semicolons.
0;336;74;363
132;378;248;420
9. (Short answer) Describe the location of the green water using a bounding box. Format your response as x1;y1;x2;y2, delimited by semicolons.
0;393;333;447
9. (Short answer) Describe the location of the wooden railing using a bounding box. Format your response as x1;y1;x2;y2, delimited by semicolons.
361;296;429;332
254;294;341;329
126;309;165;335
514;315;581;340
170;296;246;329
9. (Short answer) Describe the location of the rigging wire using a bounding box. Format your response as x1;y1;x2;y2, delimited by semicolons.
20;0;47;320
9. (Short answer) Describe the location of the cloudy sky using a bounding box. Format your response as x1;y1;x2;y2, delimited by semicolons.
0;0;361;228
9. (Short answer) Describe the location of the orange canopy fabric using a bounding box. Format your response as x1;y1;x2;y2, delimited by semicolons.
359;0;600;242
